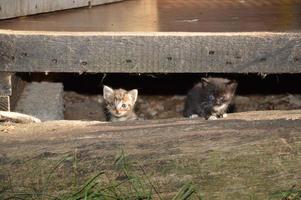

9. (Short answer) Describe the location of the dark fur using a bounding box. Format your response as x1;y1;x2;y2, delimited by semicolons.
183;77;237;119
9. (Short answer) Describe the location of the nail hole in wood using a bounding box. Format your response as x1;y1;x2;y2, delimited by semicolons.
52;59;57;64
209;51;215;55
260;57;267;62
21;52;28;57
226;61;232;65
81;61;88;66
126;59;132;63
167;56;172;61
294;57;299;62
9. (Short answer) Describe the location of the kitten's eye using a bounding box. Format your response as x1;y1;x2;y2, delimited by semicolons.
209;95;215;101
122;104;127;108
221;96;227;101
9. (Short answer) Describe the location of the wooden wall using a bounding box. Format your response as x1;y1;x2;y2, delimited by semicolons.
0;0;124;19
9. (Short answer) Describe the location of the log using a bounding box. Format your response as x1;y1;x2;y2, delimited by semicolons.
0;110;300;198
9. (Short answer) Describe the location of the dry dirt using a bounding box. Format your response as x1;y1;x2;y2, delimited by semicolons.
1;110;301;199
64;91;301;121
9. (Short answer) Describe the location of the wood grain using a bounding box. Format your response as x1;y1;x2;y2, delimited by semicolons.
0;96;9;111
0;31;300;73
0;72;11;96
0;0;124;19
0;110;301;198
0;73;26;111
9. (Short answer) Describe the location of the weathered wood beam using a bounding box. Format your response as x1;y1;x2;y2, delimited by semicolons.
0;31;301;73
0;72;12;96
0;72;25;111
0;72;11;111
0;0;124;19
0;96;9;111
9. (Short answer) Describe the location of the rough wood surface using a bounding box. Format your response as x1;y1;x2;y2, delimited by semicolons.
0;110;301;199
0;73;11;111
1;0;301;33
0;96;9;111
0;0;124;19
0;31;300;73
0;73;25;111
0;72;12;96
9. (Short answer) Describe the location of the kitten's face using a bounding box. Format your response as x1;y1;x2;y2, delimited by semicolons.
209;91;233;106
202;78;237;106
103;86;138;117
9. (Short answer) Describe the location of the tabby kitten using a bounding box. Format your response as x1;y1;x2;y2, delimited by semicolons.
183;77;237;120
103;85;138;122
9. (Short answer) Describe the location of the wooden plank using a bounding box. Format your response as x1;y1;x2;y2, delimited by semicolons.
0;0;124;20
0;72;12;96
0;31;301;73
1;0;301;33
0;96;9;111
0;72;11;111
0;73;26;111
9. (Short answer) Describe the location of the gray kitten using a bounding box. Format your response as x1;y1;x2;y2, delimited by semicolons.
103;85;138;122
183;77;237;120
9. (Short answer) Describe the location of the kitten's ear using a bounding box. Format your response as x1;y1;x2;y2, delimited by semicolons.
201;78;210;87
128;89;138;103
103;85;114;100
226;80;238;90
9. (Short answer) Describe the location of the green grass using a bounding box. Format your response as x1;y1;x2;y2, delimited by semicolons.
0;150;202;200
1;148;301;200
271;186;301;200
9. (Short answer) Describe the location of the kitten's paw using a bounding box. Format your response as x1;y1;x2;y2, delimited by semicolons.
222;113;228;118
189;114;199;119
208;115;218;120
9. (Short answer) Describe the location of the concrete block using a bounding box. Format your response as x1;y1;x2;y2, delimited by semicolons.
14;82;64;121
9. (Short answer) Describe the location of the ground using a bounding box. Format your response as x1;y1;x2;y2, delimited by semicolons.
1;110;301;199
64;92;301;120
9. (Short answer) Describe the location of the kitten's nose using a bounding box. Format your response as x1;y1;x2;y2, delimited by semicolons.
115;110;120;114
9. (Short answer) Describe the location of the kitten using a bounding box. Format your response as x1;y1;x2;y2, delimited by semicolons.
103;85;138;122
183;77;237;120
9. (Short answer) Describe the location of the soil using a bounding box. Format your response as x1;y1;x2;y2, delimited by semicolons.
64;91;301;121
